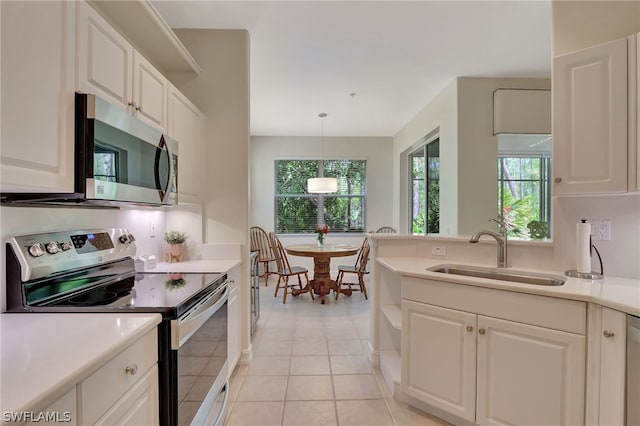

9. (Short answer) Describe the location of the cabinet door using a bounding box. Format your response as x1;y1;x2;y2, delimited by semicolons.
476;316;585;426
133;51;167;132
167;84;204;204
25;387;77;426
94;365;159;426
598;307;626;426
77;1;133;110
1;1;75;193
401;300;477;422
227;272;241;377
553;37;628;194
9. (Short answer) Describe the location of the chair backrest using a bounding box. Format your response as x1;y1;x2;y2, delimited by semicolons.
355;237;370;273
375;226;397;233
250;226;274;261
269;232;292;273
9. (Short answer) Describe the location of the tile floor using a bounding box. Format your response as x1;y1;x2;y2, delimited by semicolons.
224;275;450;426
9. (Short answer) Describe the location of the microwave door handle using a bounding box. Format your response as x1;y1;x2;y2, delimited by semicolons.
154;135;170;202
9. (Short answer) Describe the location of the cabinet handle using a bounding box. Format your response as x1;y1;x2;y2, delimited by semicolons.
466;325;473;332
603;330;615;338
125;364;138;375
478;328;486;335
555;177;562;183
135;105;142;111
127;101;136;108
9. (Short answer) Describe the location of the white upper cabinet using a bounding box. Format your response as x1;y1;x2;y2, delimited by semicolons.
133;51;168;131
553;37;628;195
1;1;76;193
77;1;167;132
77;1;133;110
167;83;204;204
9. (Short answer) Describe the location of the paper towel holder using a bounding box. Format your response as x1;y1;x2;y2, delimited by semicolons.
565;270;603;280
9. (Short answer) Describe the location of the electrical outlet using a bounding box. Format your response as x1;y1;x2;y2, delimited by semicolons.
432;246;446;256
590;220;611;241
149;221;156;238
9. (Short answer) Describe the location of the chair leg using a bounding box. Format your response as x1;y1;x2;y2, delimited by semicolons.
297;274;303;290
305;273;314;300
335;271;344;300
263;262;269;286
360;274;368;300
274;276;282;297
282;276;289;304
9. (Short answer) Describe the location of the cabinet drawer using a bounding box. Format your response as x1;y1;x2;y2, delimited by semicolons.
79;329;158;425
402;277;586;334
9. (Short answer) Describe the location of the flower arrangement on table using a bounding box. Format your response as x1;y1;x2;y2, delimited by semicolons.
315;225;329;247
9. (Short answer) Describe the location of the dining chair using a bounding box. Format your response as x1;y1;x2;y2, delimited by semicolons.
335;237;370;300
375;226;397;233
250;226;276;286
269;232;313;304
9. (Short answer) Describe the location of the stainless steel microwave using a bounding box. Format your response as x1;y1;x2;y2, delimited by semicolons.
1;93;178;207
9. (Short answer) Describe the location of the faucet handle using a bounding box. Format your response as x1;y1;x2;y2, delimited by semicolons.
489;217;510;234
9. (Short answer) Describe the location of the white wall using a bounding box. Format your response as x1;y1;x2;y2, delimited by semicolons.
393;77;551;236
0;205;167;311
250;135;393;271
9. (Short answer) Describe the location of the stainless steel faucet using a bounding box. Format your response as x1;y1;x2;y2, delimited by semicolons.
469;219;508;268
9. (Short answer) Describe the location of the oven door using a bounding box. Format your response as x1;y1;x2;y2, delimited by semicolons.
171;281;228;426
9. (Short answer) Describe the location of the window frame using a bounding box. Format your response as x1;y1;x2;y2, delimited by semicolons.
274;158;367;234
408;137;440;235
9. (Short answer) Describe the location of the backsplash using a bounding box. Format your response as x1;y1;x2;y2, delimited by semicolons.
553;194;640;279
0;205;167;311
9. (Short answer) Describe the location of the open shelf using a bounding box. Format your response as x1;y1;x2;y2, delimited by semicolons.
381;304;402;330
88;0;202;75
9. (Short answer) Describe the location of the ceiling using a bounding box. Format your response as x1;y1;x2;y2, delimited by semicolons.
152;1;552;137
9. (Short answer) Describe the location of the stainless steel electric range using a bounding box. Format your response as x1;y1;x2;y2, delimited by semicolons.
5;228;229;426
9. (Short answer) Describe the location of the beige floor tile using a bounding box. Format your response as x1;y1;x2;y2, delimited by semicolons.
336;400;394;426
327;339;365;355
333;374;383;400
225;401;283;426
236;375;288;401
247;356;291;376
282;401;337;426
256;339;293;356
330;355;372;375
292;338;328;356
261;327;295;341
385;397;453;426
325;326;359;340
290;356;331;375
286;375;334;401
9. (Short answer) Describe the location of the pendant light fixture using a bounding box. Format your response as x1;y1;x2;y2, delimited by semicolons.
307;113;338;194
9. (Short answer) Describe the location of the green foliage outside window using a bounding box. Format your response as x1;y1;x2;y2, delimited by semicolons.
275;160;366;233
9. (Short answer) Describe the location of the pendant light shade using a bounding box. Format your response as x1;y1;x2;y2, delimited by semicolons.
307;177;338;193
308;112;338;194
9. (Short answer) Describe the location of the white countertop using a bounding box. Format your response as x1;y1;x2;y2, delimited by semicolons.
145;259;241;273
377;257;640;316
0;313;161;416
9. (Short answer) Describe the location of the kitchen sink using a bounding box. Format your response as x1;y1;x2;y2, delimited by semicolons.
427;264;566;286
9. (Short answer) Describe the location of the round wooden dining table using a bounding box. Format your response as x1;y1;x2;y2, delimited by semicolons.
285;243;359;304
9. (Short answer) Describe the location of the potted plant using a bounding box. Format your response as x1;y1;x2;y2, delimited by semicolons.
164;230;188;263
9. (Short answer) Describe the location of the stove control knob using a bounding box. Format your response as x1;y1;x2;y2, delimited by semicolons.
128;233;136;242
59;241;72;251
28;243;45;257
45;242;60;254
119;235;131;244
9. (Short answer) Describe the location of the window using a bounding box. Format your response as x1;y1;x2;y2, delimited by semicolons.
498;155;551;238
275;159;366;233
410;138;439;234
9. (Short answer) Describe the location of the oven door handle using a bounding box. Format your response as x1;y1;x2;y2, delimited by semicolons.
170;282;228;350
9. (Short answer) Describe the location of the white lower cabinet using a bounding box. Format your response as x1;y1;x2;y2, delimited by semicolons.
476;316;585;426
401;278;586;426
25;388;77;426
227;267;241;377
402;301;476;422
79;328;159;426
